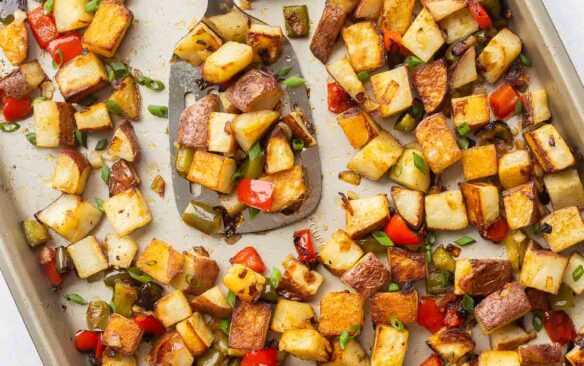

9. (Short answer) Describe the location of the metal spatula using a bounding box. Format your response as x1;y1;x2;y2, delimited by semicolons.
168;0;322;235
0;0;26;22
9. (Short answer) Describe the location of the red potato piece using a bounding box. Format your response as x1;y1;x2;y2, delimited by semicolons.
226;69;283;112
412;59;448;113
109;159;141;197
52;149;91;195
108;120;141;163
176;93;219;149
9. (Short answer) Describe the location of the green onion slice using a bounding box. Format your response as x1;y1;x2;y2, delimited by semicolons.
64;293;87;305
85;0;101;12
127;267;154;283
520;53;532;67
248;207;260;220
515;100;523;115
454;235;476;246
79;96;97;106
276;66;293;77
227;290;236;308
532;310;543;331
573;265;583;282
148;105;168;118
219;319;230;335
388;283;400;292
292;139;304;151
110;62;130;79
283;76;305;88
413;152;427;174
390;316;404;332
137;76;165;91
95;139;108;151
105;99;121;115
458;136;470;150
26;132;37;145
75;130;87;148
339;325;361;350
270;267;282;289
0;122;20;133
462;295;475;312
372;231;394;247
101;164;110;184
44;0;54;14
248;142;262;161
405;55;423;68
457;122;470;136
95;198;104;213
357;71;370;81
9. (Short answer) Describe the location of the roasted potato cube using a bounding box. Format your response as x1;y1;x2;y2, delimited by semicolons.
415;113;462;174
566;345;584;366
427;327;475;363
207;112;237;155
454;259;513;296
218;191;246;217
489;324;536;351
477;28;522;84
280;329;332;362
354;0;383;19
52;149;91;195
519;242;568;294
502;182;540;230
67;236;109;279
478;350;520;366
219;92;239;113
563;252;584;295
148;331;194;366
190;286;232;319
82;0;132;57
370;289;418;325
460;182;500;230
345;195;390;239
498;150;532;190
227;69;282;113
326;57;377;111
522;89;551;128
231;110;280;151
229;300;271;350
102;354;136;366
108;120;141;163
136;238;184;285
310;0;354;63
462;145;498;181
412;59;448;113
174;22;223;66
318;229;364;276
518;343;563;365
271;299;316;333
348;131;404;180
187;151;237;194
54;0;93;33
35;194;102;242
0;15;27;65
103;188;151;236
452;94;490;130
278;256;324;302
318;292;365;337
524;123;575;173
246;23;283;64
401;7;445;62
425;190;468;231
108;159;141;196
391;187;425;229
474;282;531;334
171;251;219;296
329;338;370;366
265;127;294;174
0;60;46;98
176;313;214;357
371;325;408;366
34;100;76;148
341;21;385;72
205;7;249;43
74;102;113;132
439;7;479;43
389;146;431;193
337;107;380;149
258;165;307;213
223;263;265;302
379;0;415;36
154;290;192;328
371;65;413;117
202;41;253;83
109;76;141;120
543;169;584;209
341;252;390;298
103;233;137;269
422;0;467;21
388;246;426;284
55;52;108;103
282;107;317;146
103;313;143;355
451;47;478;89
541;206;584;252
177;94;219;149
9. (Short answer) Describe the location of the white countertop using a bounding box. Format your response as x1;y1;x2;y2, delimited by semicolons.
1;1;582;364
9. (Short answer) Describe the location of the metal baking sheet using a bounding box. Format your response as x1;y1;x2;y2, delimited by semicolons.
0;1;583;365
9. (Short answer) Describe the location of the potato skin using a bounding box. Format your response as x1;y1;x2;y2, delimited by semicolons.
341;252;390;298
56;102;77;147
109;159;141;196
370;290;418;325
457;259;513;296
176;94;219;149
227;69;283;112
310;3;347;63
185;254;220;296
229;301;271;350
474;282;531;334
387;247;426;284
518;343;563;365
148;331;193;366
0;69;29;98
412;59;448;113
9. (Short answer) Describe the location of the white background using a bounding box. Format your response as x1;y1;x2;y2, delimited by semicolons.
0;1;583;364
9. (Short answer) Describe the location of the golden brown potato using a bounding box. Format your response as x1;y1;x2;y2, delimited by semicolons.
136;238;184;285
108;159;141;196
451;93;489;130
52;149;91;195
341;252;390;298
459;182;500;231
278;256;324;302
108;120;141;163
519;242;568;295
33;100;76;148
279;329;332;362
541;206;584;253
518;343;563;366
0;60;46;98
103;187;147;235
502;182;540;230
451;47;478;90
109;76;141;120
390;187;425;229
148;331;194;366
371;66;413;118
190;286;232;319
282;107;317;147
201;41;253;83
543;168;584;210
318;292;365;337
177;94;219;149
337;107;380;149
103;313;144;355
522;89;551;128
454;259;513;296
246;23;283;64
388;246;426;284
401;7;445;62
171;251;219;296
265;127;294;175
341;21;385;72
0;15;28;66
271;299;316;333
379;0;415;36
355;0;383;19
176;313;214;357
74;102;113;132
82;0;132;57
329;338;370;366
474;282;531;334
477;28;522;84
498;150;532;190
55;52;109;103
67;236;109;279
489;324;536;351
415;113;462;174
347;131;403;180
370;289;418;325
54;0;93;33
524;123;575;173
223;264;266;302
425;190;469;231
345;195;390;239
229;300;271;350
227;69;283;112
318;229;364;276
427;327;475;363
371;325;408;366
258;165;307;213
412;59;448;113
462;145;498;181
187;151;237;194
154;290;193;328
174;22;223;66
310;2;350;63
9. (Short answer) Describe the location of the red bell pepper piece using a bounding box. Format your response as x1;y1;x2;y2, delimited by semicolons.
420;354;443;366
95;333;104;360
27;6;59;49
384;214;422;245
418;296;445;333
543;310;577;345
382;28;408;55
468;0;493;29
74;330;101;353
237;179;274;212
327;82;356;114
39;247;63;287
241;348;278;366
134;313;166;336
47;32;83;66
3;96;32;121
482;216;509;243
489;83;520;119
293;229;319;268
230;246;266;273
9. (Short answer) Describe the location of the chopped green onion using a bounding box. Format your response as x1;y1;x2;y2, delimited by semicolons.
108;301;116;313
95;198;104;213
413;152;427;174
390;316;404;332
462;295;474;312
26;132;37;145
218;319;230;335
458;136;470;150
270;267;282;289
532;223;541;235
412;99;424;121
75;130;87;148
227;290;236;308
357;71;370;81
110;62;130;79
391;163;403;177
33;96;46;104
105;99;121;115
426;232;436;245
454;235;476;246
515;100;523;115
52;49;63;69
457;122;470;136
95;139;108;151
101;164;110;184
44;0;54;14
532;310;543;331
292;139;304;151
137;76;165;91
283;76;305;88
520;53;531;67
85;0;100;12
0;122;20;133
248;207;260;220
276;66;293;77
372;231;394;247
425;242;432;264
573;265;584;282
127;267;154;283
106;65;115;82
65;293;88;305
79;96;97;106
339;325;361;350
148;105;168;118
388;283;400;292
230;170;243;184
248;142;262;161
405;55;423;68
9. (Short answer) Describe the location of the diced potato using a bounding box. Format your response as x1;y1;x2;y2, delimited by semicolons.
460;182;500;230
0;15;27;65
427;327;475;363
388;246;426;284
229;301;271;350
309;1;353;63
82;0;133;57
51;149;91;195
67;236;109;279
345;195;390;239
342;21;385;72
502;182;540;230
478;350;520;366
522;89;551;127
258;165;307;213
207;112;237;155
379;0;415;36
103;233;137;269
176;313;214;357
136;238;184;285
0;60;46;98
390;187;424;229
154;290;193;328
202;41;253;83
451;47;478;89
205;7;249;43
280;329;332;362
474;282;531;334
341;252;390;298
246;23;283;64
55;52;109;103
35;194;102;242
326;57;377;111
218;192;246;217
265;128;294;174
108;120;141;163
187;151;237;194
318;292;365;337
171;251;219;296
109;76;141;120
149;331;194;366
278;256;324;302
223;263;265;302
371;325;408;366
454;258;513;296
328;338;371;366
519;242;568;294
544;169;584;210
337;107;380;149
524;123;575;173
190;286;232;319
348;131;404;180
518;343;563;366
102;354;136;366
498;150;532;190
541;206;584;252
219;92;239;113
401;7;445;62
415;113;462;174
282;106;318;146
174;22;223;66
226;69;283;113
318;229;364;276
371;66;413;117
74;102;113;132
103;313;143;355
103;188;152;236
388;146;431;193
439;8;479;43
425;190;468;231
451;94;490;130
177;94;219;149
271;299;316;333
566;345;584;366
422;0;467;21
231;110;280;151
108;159;141;196
34;100;76;148
477;28;522;84
412;59;448;113
53;0;93;33
370;290;418;325
462;145;498;181
489;324;536;351
563;252;584;295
